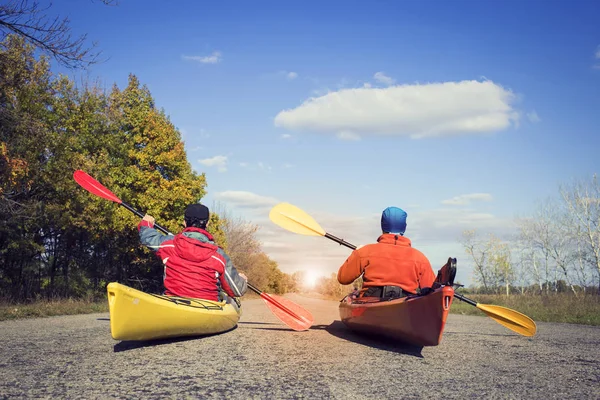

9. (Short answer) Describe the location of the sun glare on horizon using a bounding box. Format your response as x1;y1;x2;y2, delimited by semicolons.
303;270;323;288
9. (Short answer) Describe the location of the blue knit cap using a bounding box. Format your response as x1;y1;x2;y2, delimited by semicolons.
381;206;407;235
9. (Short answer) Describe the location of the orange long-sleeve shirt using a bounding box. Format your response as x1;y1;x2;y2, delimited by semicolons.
337;234;436;294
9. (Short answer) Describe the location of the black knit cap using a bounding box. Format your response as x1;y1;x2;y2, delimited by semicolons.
184;203;209;221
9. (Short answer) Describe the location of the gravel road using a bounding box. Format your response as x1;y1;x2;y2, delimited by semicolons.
1;294;598;399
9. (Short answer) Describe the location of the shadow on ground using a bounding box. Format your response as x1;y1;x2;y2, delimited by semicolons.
315;320;425;358
245;319;424;358
112;325;238;353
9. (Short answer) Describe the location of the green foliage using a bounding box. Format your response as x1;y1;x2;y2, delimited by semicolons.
0;34;221;301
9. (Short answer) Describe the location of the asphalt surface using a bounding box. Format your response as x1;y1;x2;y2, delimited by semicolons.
0;294;598;399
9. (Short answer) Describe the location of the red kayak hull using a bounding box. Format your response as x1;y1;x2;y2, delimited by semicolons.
339;286;455;346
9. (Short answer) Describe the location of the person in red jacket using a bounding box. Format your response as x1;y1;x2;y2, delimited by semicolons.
337;206;442;299
138;203;248;304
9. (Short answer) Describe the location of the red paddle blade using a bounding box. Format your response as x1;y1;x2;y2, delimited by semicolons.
261;293;314;331
73;170;122;204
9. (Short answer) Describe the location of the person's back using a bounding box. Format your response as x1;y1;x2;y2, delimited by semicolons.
337;206;435;296
138;203;247;302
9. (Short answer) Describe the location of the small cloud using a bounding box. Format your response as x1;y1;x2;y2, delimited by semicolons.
526;111;541;123
182;51;222;64
441;193;493;206
373;72;396;86
594;46;600;69
239;162;248;168
189;146;203;151
363;82;372;88
337;131;361;141
275;70;299;80
199;128;210;138
214;191;279;209
198;155;227;172
337;78;349;89
280;133;292;139
283;163;294;169
257;162;272;171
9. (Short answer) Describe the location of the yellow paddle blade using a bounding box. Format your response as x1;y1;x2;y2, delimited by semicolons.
269;202;326;236
477;303;537;337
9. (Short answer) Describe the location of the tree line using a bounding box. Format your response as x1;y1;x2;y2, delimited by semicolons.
0;35;296;302
462;175;600;296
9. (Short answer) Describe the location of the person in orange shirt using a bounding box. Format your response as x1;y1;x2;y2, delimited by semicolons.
337;206;450;299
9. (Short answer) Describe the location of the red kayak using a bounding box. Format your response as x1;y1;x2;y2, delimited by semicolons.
339;286;455;347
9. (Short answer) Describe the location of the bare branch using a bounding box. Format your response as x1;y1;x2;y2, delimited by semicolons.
0;0;114;69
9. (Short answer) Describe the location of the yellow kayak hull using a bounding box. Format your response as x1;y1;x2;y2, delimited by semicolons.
107;282;241;341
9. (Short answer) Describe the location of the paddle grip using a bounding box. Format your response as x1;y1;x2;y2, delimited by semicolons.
324;233;356;250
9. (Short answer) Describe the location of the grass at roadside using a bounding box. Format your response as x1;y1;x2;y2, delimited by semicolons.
0;291;262;321
299;291;600;326
450;293;600;326
3;291;599;326
0;299;109;321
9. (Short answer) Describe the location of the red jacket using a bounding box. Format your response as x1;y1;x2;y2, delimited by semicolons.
337;234;436;294
138;220;247;301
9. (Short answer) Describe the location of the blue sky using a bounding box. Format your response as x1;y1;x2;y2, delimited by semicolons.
52;0;600;286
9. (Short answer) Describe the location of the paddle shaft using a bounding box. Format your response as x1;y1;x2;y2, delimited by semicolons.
119;201;171;235
452;292;477;306
325;233;356;250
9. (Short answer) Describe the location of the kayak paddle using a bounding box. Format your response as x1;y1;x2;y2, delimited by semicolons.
269;202;537;337
73;170;314;331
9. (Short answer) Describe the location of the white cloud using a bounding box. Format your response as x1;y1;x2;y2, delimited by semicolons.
280;133;292;139
182;51;222;64
283;163;294;169
337;131;361;141
198;155;227;172
273;79;520;139
526;111;541;123
214;191;279;209
363;82;372;88
274;70;299;80
596;46;600;59
236;161;273;172
373;71;395;86
441;193;494;206
257;162;272;171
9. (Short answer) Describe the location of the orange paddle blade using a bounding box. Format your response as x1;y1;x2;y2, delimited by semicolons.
260;293;314;331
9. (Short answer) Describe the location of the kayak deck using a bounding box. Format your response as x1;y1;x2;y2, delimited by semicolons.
339;286;454;346
107;282;241;341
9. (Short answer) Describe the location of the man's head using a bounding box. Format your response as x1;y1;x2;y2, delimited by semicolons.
184;203;209;229
381;206;407;235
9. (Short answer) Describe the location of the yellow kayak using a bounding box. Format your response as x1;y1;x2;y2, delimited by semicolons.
107;282;241;341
